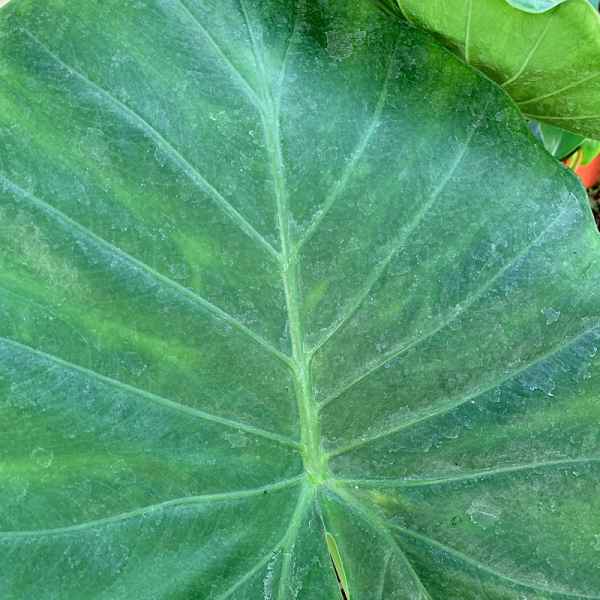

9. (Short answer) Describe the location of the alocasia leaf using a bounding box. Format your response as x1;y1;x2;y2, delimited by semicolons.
388;0;600;140
1;0;600;598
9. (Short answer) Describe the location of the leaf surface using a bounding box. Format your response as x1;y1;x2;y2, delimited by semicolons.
506;0;599;10
390;0;600;139
536;122;584;159
505;0;570;12
1;1;600;598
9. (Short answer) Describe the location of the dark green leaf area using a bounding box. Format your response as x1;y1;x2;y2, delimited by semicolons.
1;1;600;598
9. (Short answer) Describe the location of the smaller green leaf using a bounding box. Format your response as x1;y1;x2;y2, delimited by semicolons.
505;0;598;11
389;0;600;139
581;138;600;164
537;122;584;159
505;0;568;12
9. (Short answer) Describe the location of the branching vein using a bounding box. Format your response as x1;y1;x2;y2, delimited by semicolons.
517;70;600;107
328;322;600;458
331;484;432;599
0;476;304;538
0;336;300;449
292;36;399;259
216;484;312;600
336;456;600;489
175;0;263;109
0;173;291;369
20;27;280;262
312;105;483;366
501;13;554;88
391;525;600;599
319;204;569;411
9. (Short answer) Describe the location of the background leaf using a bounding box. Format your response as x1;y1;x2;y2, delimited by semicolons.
2;0;600;598
582;137;600;164
535;121;585;159
389;0;600;139
505;0;600;10
505;0;570;13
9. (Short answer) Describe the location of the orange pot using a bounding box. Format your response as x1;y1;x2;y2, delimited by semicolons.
576;153;600;188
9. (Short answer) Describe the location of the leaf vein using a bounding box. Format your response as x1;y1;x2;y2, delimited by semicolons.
217;484;311;600
0;336;300;449
328;322;600;458
0;174;292;369
391;525;600;599
464;0;473;64
319;203;569;411
20;27;280;262
517;70;600;107
331;484;432;600
336;456;600;489
524;112;600;122
292;36;399;258
311;106;483;365
175;0;264;109
501;13;554;88
0;476;304;539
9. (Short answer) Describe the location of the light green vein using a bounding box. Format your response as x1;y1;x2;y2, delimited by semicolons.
0;336;301;449
330;484;432;600
464;0;473;64
310;105;483;362
276;485;313;599
376;552;392;600
501;13;554;88
391;524;600;599
20;27;280;263
0;173;293;370
242;0;323;476
292;35;399;259
328;321;600;458
0;476;305;539
524;112;600;121
319;204;570;411
335;456;600;489
216;483;312;600
517;70;600;107
175;0;263;109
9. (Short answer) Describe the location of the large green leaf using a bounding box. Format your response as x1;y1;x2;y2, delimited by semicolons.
1;0;600;598
389;0;600;139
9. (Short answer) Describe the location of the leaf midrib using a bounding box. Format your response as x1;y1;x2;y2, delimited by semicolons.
240;1;323;479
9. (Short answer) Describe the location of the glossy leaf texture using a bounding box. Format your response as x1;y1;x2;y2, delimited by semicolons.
390;0;600;139
2;0;600;598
